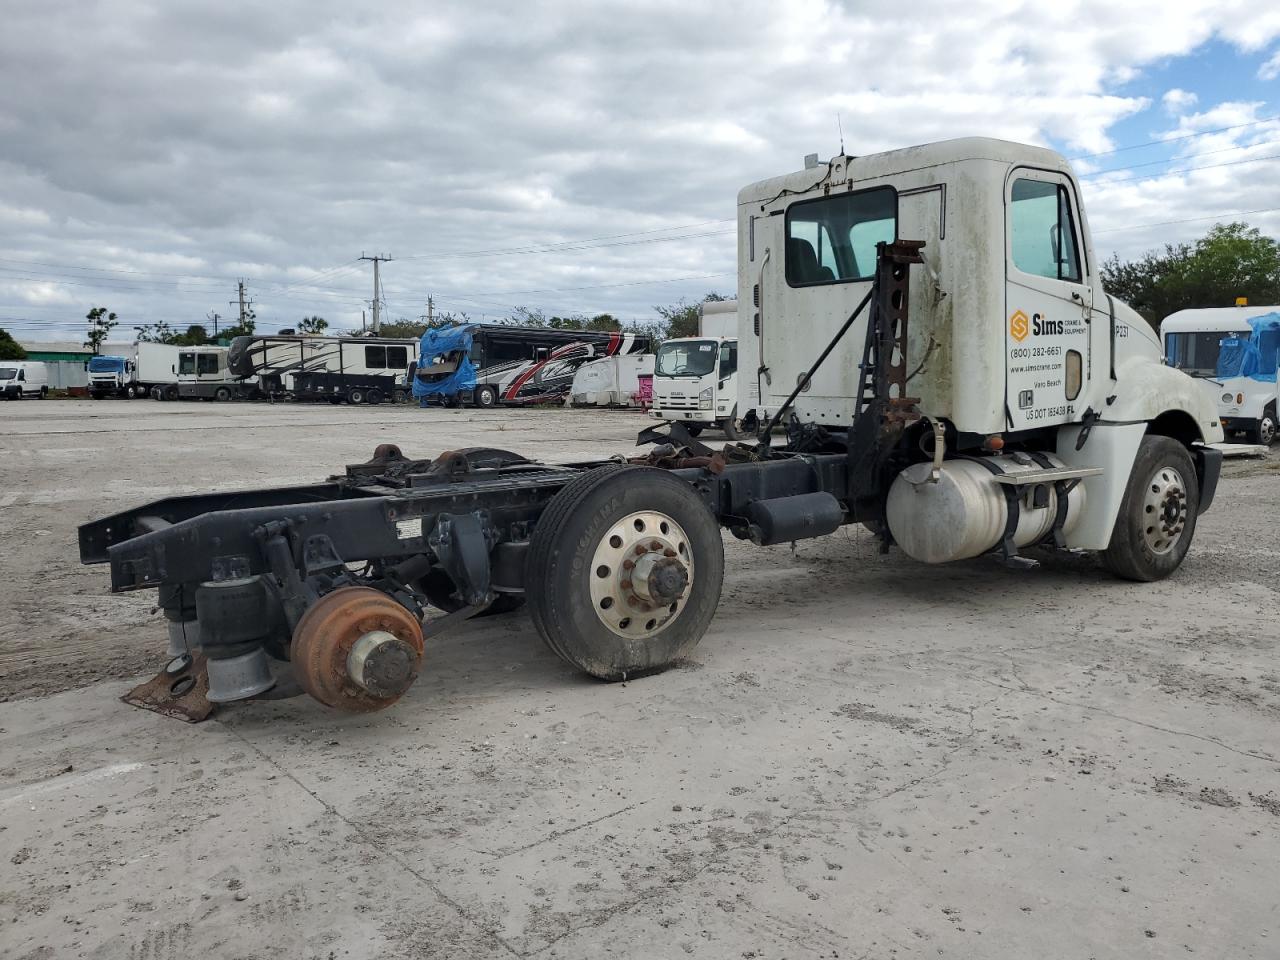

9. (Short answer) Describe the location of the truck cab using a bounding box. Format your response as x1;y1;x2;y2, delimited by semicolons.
87;355;134;399
649;300;740;436
1162;306;1279;445
1;361;48;399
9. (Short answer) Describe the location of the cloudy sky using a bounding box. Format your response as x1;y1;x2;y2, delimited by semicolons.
2;0;1279;342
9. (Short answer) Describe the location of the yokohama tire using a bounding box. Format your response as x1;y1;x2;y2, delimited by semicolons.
1101;435;1199;582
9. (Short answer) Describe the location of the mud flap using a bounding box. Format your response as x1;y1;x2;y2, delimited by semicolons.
121;652;216;723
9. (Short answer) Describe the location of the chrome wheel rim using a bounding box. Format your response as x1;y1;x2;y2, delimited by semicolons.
589;510;693;639
1141;464;1189;555
1261;417;1276;445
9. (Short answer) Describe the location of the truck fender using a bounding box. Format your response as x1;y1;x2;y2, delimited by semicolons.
1105;356;1223;444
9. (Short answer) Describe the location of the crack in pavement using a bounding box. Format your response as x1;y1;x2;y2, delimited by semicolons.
216;719;523;959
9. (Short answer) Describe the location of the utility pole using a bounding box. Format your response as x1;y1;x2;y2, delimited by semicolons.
207;311;221;337
233;280;252;325
359;253;392;334
427;295;433;326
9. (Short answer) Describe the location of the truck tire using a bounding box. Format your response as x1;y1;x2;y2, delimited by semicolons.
125;385;138;399
393;388;407;404
718;416;740;440
347;388;365;405
684;425;703;437
214;386;232;403
526;465;724;680
367;389;384;405
474;385;498;408
1101;435;1199;582
1251;406;1277;445
163;384;180;401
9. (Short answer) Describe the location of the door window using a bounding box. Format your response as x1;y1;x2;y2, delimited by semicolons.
1010;178;1082;282
178;353;196;375
718;342;737;379
197;354;219;375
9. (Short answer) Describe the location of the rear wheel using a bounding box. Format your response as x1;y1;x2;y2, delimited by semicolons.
214;386;232;402
527;465;724;679
393;388;407;404
1101;435;1199;582
348;388;365;405
473;385;498;408
163;384;179;401
367;389;384;405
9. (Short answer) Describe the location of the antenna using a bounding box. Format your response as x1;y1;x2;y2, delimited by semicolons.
837;113;845;156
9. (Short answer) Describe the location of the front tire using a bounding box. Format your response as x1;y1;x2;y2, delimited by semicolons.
473;385;498;408
1251;408;1277;445
1101;435;1199;582
526;465;724;680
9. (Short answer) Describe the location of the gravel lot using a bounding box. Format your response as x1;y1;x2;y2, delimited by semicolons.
2;399;1278;959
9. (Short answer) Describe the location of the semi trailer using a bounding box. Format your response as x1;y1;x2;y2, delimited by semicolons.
79;137;1222;718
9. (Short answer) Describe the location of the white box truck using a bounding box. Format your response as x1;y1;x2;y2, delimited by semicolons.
648;299;741;436
1162;305;1279;445
0;361;49;399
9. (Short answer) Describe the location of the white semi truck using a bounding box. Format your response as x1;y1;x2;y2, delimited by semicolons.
649;299;741;437
80;137;1223;716
1161;305;1279;445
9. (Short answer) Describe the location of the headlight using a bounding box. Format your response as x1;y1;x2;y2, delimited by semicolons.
1221;393;1232;403
1236;393;1244;405
699;387;712;409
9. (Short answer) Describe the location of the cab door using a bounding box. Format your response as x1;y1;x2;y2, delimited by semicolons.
1004;170;1094;431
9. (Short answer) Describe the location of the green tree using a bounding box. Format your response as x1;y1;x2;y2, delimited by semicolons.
219;321;256;341
298;315;328;335
506;306;547;327
135;321;177;343
84;306;118;354
0;328;27;360
1101;222;1280;329
585;313;622;332
654;291;727;339
171;323;210;346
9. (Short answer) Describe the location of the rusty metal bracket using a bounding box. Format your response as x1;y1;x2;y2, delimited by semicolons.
121;651;216;723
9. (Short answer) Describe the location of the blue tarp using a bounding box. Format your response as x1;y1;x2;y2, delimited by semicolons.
412;324;479;399
1215;312;1280;383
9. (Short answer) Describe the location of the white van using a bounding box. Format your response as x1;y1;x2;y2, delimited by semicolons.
0;361;49;400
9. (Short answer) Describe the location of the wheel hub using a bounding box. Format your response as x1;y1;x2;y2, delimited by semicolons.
347;630;419;697
1142;466;1188;555
589;510;694;639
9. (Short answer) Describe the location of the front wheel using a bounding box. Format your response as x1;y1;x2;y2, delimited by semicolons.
1101;436;1199;582
527;465;724;680
1251;409;1277;446
473;385;498;408
718;416;740;440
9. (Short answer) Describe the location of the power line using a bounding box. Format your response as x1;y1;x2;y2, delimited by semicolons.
1085;151;1280;186
1093;206;1280;234
1069;115;1280;160
1080;137;1280;178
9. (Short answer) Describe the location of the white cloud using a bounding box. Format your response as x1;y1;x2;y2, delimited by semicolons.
0;1;1279;337
1261;49;1280;80
1162;88;1198;114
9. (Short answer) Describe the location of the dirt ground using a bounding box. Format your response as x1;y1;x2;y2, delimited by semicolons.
1;398;1278;959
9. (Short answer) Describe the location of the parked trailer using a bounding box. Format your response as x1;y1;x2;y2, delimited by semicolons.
414;324;650;408
79;137;1222;717
227;334;417;402
568;353;655;407
1162;306;1280;445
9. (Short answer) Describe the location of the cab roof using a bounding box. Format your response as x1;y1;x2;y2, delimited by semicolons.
737;137;1072;208
1161;306;1280;333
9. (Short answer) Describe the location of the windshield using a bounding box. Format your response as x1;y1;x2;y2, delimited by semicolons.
1165;330;1249;377
88;356;124;372
0;367;16;380
656;340;717;377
